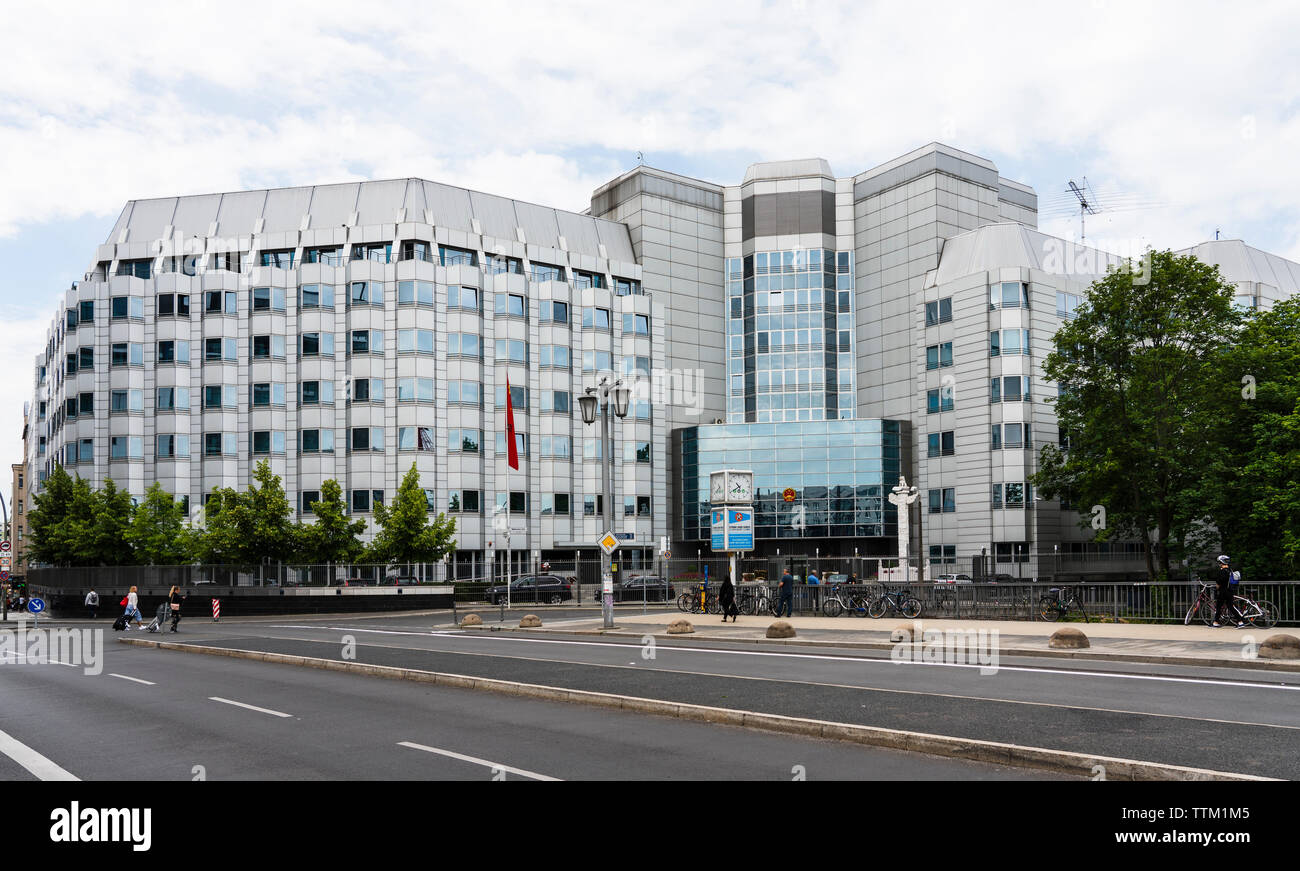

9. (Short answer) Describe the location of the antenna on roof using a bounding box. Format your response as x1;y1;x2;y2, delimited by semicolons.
1067;177;1100;241
636;151;644;165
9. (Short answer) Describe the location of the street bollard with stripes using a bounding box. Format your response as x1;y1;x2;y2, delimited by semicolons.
212;598;220;622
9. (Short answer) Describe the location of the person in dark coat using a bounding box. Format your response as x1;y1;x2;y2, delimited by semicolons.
719;576;738;622
168;585;185;632
777;569;794;618
1212;555;1243;628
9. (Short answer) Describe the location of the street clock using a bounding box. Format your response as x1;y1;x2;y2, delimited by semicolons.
710;469;754;505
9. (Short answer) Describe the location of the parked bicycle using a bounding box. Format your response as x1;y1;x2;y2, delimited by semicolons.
822;584;870;617
868;585;923;619
1038;586;1088;623
737;586;777;617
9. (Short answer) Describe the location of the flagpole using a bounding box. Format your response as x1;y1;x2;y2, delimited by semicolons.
506;375;512;613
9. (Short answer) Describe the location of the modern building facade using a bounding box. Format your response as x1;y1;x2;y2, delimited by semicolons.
27;143;1300;580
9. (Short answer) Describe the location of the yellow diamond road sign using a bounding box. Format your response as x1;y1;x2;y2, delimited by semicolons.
598;532;620;555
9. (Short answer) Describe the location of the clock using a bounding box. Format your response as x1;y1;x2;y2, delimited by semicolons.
710;472;726;503
728;472;753;503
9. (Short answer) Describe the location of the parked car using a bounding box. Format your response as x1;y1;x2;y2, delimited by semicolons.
608;576;675;602
934;573;973;584
485;574;573;605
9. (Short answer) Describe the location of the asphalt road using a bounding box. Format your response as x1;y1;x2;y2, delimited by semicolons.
0;641;1058;781
100;610;1300;779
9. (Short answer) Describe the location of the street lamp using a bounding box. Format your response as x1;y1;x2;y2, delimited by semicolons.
581;376;628;629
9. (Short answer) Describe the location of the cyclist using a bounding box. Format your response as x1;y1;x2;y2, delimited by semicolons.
1212;555;1244;628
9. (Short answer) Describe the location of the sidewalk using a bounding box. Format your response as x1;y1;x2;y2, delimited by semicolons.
500;611;1300;670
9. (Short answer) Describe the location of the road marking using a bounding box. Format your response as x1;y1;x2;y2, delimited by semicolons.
48;659;79;667
397;741;561;781
0;728;80;781
110;673;156;685
208;696;292;718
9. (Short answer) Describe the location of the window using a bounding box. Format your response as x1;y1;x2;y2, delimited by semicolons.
251;383;286;407
495;293;527;318
79;347;93;369
299;429;335;453
540;300;569;324
350;330;382;354
926;386;954;413
299;380;335;405
157;294;189;317
351;490;371;513
485;254;522;275
396;377;435;402
448;381;481;405
621;440;651;463
203;385;223;409
448;333;481;358
300;491;320;514
438;245;477;267
995;542;1031;564
300;332;335;357
991;376;1030;403
925;298;953;326
990;281;1029;309
929;545;957;566
990;329;1030;357
539;345;570;368
622;313;650;336
351;427;384;452
77;438;92;462
1056;292;1081;319
79;300;94;323
204;338;236;361
494;338;528;363
65;397;78;419
494;384;528;410
111;389;144;413
541;390;570;414
397;280;435;305
582;350;612;373
612;277;641;296
541;493;570;516
493;491;528;515
397;426;437;452
448;286;479;311
251;335;285;359
397;329;436;354
447;490;481;513
351;378;384;402
583;307;611;330
993;423;1030;449
111;343;128;367
925;342;953;370
529;262;566;284
928;488;955;513
351;243;390;264
540;435;571;458
448;429;481;453
111;296;130;319
991;483;1033;509
156;387;189;411
155;434;189;458
260;249;295;269
583;495;604;516
205;290;238;314
927;431;955;457
494;432;529;458
349;281;384;306
300;284;335;308
109;436;144;460
305;245;344;265
78;393;94;415
157;340;190;364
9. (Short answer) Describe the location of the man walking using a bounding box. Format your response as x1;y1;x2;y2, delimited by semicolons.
777;568;794;618
1212;555;1244;628
85;588;99;619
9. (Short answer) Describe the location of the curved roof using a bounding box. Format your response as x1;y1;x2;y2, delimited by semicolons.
932;222;1125;285
1177;240;1300;295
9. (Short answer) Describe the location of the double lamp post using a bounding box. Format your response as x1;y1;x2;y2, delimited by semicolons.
578;376;629;630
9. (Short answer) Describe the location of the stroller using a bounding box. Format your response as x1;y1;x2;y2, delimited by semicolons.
145;602;170;633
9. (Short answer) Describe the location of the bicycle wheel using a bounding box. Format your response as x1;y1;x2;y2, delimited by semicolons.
1250;600;1277;629
677;592;692;613
1201;599;1219;626
851;595;871;617
901;597;923;619
823;598;844;618
1038;597;1061;622
706;594;721;615
868;596;889;618
1184;598;1202;626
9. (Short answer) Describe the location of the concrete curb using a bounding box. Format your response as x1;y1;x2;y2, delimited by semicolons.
117;637;1277;782
462;624;1300;672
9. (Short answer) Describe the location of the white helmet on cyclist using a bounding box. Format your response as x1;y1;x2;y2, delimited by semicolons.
1217;554;1229;564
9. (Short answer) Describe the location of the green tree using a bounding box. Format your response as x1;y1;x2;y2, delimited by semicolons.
295;479;366;564
193;462;296;565
1032;251;1242;581
26;465;78;566
366;465;457;565
1193;296;1300;579
88;478;135;566
127;482;191;565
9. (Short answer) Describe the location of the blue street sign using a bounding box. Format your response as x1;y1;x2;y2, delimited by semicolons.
27;597;45;614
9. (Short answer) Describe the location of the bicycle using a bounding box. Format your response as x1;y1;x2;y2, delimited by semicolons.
1192;583;1277;628
1184;583;1217;626
868;585;923;619
1038;586;1088;623
822;584;869;617
737;586;777;617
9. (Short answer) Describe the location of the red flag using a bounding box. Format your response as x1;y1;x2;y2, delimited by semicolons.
505;375;519;470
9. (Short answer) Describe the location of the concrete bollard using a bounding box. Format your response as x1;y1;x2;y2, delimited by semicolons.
460;613;483;628
519;614;542;628
1258;633;1300;660
667;619;694;634
891;622;922;642
766;620;796;639
1049;627;1089;649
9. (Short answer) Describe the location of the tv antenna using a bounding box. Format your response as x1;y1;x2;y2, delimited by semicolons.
1067;178;1100;241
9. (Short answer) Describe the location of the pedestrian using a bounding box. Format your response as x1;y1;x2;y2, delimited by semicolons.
85;588;99;619
125;585;145;630
718;575;738;623
807;569;820;611
167;585;184;632
777;568;794;618
1212;555;1245;628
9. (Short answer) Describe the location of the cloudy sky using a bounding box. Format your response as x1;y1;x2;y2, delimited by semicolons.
3;0;1299;510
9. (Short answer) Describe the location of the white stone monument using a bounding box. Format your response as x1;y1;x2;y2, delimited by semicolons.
887;475;920;582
